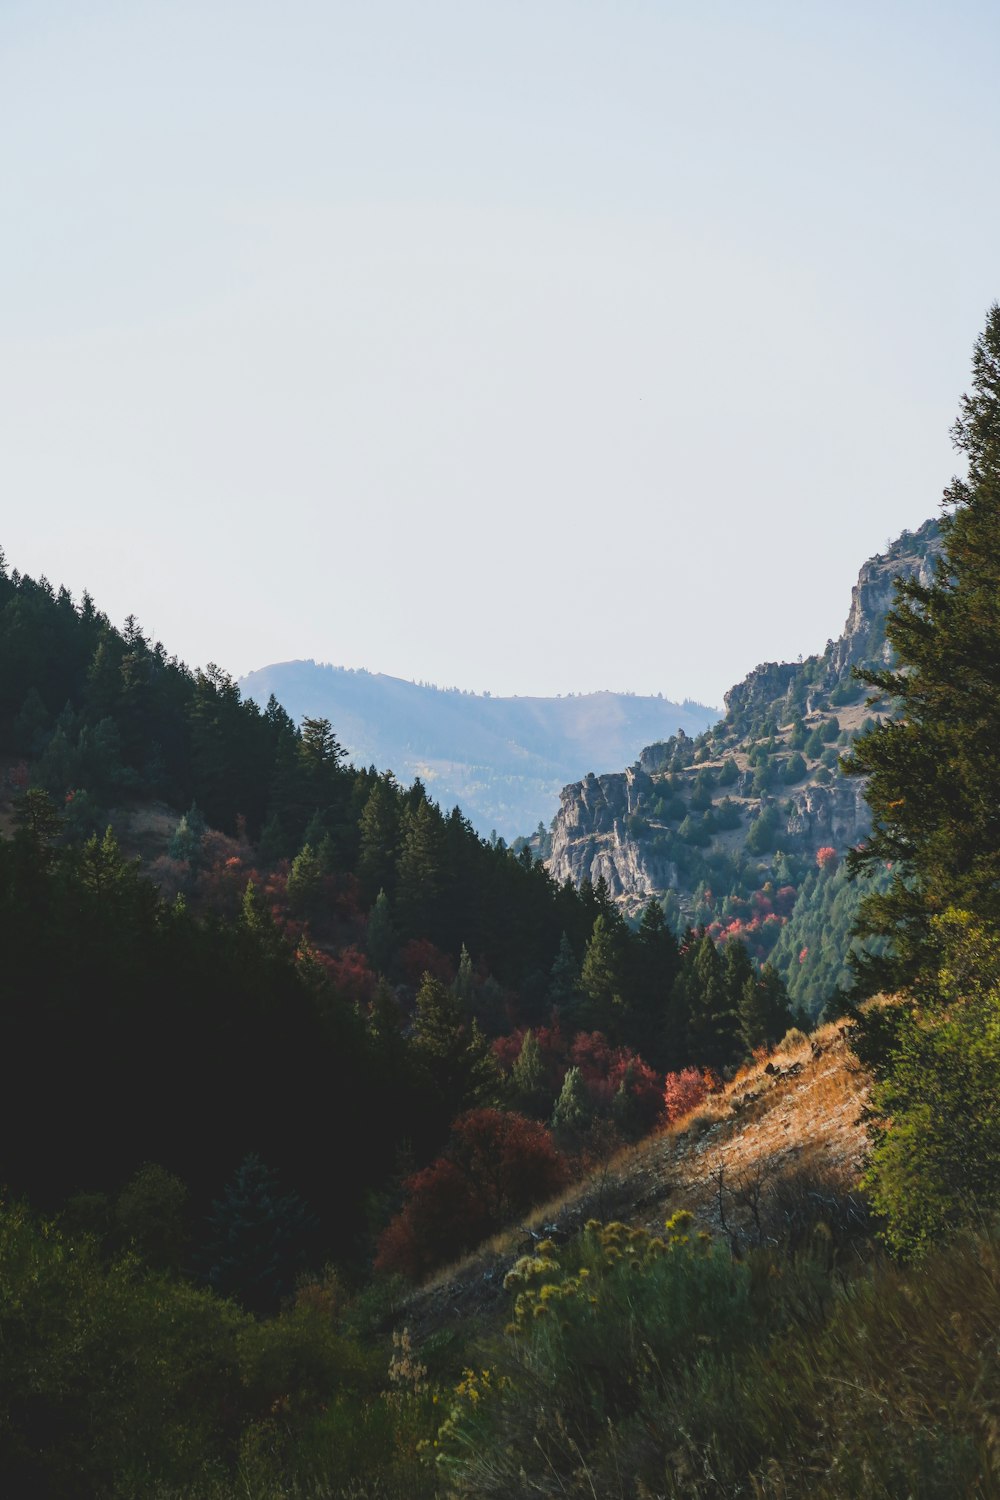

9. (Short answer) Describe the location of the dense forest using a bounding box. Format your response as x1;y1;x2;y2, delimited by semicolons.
2;307;1000;1496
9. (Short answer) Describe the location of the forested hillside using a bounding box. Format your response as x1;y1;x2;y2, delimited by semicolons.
239;659;718;841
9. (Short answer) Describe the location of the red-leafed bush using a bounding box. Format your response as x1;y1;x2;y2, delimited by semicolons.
662;1067;710;1124
318;944;377;1008
816;846;838;870
374;1109;568;1281
401;938;455;987
567;1032;663;1131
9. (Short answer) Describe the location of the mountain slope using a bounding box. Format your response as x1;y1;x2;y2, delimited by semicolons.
545;519;943;1017
238;662;719;840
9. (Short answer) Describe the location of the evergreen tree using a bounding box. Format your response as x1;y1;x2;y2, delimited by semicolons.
366;889;398;975
625;899;679;1066
357;777;401;904
845;304;1000;994
508;1029;549;1118
684;931;738;1071
169;802;206;864
547;931;581;1012
579;912;628;1034
396;796;445;938
550;1065;592;1147
452;942;476;1011
200;1154;316;1313
738;964;792;1054
411;973;497;1120
286;843;326;925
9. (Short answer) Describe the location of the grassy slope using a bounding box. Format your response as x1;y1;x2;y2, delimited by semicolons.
401;1019;871;1342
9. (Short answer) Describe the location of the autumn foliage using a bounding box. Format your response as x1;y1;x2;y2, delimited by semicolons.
662;1067;713;1124
375;1109;569;1281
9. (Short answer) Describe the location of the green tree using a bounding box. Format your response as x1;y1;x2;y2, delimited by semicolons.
357;776;401;904
366;888;398;975
845;304;1000;995
169;802;206;864
412;973;497;1120
550;1065;592;1147
396;797;445;938
684;931;738;1071
286;842;326;925
114;1163;189;1273
738;963;792;1054
579;912;628;1034
508;1030;550;1118
200;1154;317;1313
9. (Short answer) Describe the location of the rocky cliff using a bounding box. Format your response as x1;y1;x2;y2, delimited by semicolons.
547;518;942;914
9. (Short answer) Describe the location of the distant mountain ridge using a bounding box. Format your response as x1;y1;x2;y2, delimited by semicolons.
237;661;719;840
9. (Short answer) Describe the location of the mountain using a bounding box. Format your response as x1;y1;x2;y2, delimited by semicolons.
237;662;719;841
545;518;944;1016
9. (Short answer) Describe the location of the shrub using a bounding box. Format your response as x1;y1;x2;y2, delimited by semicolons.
374;1110;568;1280
662;1067;710;1123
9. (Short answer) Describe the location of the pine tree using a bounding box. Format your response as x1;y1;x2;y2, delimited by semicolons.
738;964;792;1053
452;942;476;1011
548;932;581;1012
357;777;401;904
366;889;398;975
169;802;206;864
200;1154;316;1313
287;843;326;925
551;1065;592;1146
396;796;445;938
412;973;497;1118
685;930;738;1071
579;912;628;1034
845;304;1000;994
508;1029;549;1118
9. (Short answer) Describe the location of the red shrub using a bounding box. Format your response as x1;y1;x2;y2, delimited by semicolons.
816;846;838;870
663;1067;710;1124
401;938;455;987
374;1108;568;1280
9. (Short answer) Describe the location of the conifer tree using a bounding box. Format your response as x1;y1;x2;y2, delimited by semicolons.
845;304;1000;994
579;912;628;1035
366;889;398;975
200;1154;316;1313
357;777;401;903
551;1065;592;1146
684;930;738;1071
508;1029;549;1118
396;796;445;938
738;964;792;1053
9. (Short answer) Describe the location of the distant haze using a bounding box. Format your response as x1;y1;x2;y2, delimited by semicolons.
239;660;719;840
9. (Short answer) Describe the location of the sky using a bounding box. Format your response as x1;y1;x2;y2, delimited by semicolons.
2;1;998;710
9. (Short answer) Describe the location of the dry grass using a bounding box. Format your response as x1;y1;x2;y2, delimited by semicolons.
400;1017;875;1340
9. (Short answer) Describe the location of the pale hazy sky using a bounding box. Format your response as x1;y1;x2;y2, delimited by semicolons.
2;1;997;708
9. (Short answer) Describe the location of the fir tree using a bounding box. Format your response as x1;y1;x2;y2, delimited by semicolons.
200;1154;316;1313
845;304;1000;994
366;889;398;975
551;1065;592;1146
508;1029;549;1118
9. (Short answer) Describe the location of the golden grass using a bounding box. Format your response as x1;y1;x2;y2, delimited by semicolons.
403;1016;877;1331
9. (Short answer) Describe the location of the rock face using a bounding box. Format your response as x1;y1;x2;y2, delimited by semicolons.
546;518;942;914
548;767;675;898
